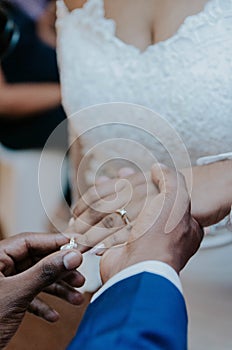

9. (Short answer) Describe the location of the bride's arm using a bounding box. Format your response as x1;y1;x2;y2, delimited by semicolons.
114;161;232;228
181;160;232;227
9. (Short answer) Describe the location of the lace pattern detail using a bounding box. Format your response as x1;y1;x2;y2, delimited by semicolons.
56;0;232;185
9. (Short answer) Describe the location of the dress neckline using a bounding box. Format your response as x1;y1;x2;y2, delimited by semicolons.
62;0;222;55
99;0;216;54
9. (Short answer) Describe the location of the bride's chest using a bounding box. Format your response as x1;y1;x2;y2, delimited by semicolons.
58;0;232;112
57;0;232;162
59;13;232;117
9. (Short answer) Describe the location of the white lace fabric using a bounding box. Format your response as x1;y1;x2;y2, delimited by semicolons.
56;0;232;226
56;0;232;231
56;0;232;179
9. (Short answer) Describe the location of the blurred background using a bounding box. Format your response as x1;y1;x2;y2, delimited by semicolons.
0;0;70;240
0;2;83;350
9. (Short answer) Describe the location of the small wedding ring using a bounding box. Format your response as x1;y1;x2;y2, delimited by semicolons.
60;237;78;250
116;208;131;227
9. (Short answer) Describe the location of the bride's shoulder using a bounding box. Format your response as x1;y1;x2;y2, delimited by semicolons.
63;0;87;11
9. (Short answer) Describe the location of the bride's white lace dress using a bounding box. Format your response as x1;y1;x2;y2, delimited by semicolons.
56;0;232;348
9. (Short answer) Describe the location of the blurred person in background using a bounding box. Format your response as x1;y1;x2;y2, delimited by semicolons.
0;1;70;242
0;0;70;228
0;0;67;150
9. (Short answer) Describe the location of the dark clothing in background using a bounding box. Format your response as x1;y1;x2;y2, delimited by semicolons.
0;3;67;150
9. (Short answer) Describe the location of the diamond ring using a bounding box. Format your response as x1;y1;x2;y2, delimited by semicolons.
60;237;78;250
116;208;131;227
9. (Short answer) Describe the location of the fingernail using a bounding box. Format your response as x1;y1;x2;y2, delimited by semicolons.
70;293;84;305
89;243;106;255
68;218;75;227
47;310;59;322
96;176;110;184
118;167;136;177
63;251;80;270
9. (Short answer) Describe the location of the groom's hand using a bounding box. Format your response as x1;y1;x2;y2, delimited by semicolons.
100;165;204;283
0;232;84;349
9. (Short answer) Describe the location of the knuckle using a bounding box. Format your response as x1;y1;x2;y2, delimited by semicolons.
40;262;57;282
102;215;115;229
91;199;102;211
85;187;97;205
29;299;40;316
72;206;79;218
87;207;98;220
81;233;92;247
108;233;119;246
0;255;14;275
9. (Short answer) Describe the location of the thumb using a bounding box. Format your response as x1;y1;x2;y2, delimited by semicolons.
151;163;190;233
14;250;82;300
151;163;177;194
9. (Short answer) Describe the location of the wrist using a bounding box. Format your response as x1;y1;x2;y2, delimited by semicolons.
207;160;232;212
102;244;179;284
126;239;181;273
122;255;180;275
94;260;183;305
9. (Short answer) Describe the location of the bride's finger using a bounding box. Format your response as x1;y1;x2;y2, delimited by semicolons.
70;184;134;234
99;182;157;226
89;227;130;254
74;226;122;253
73;172;149;218
95;176;111;185
151;164;190;234
67;181;157;237
118;167;136;178
72;178;126;218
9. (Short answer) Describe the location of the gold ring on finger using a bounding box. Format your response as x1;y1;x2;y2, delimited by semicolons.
116;208;132;228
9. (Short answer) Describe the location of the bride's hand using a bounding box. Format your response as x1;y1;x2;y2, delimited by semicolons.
68;171;158;252
68;159;231;253
111;163;232;228
117;162;232;227
100;161;232;228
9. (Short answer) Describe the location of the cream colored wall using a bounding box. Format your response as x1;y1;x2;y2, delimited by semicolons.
0;146;68;237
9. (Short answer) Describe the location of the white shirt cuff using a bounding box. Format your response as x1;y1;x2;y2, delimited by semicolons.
91;261;182;303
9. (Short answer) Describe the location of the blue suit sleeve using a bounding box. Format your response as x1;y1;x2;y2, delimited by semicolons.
67;272;188;350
